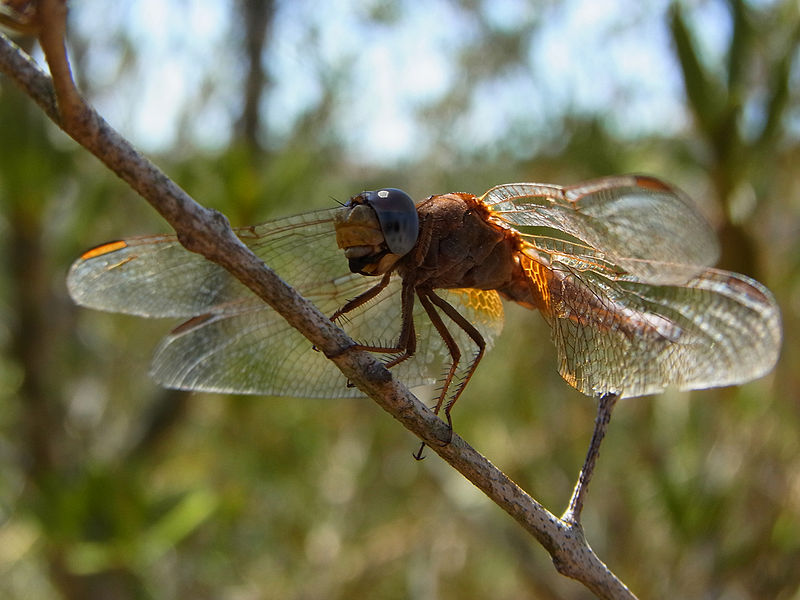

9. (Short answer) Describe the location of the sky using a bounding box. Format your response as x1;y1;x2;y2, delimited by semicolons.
67;0;793;166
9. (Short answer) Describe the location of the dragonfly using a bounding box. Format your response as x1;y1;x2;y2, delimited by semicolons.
68;175;781;429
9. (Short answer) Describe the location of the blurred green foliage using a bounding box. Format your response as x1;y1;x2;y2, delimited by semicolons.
1;1;799;599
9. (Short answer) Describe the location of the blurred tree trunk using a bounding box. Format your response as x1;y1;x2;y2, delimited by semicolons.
10;205;61;478
235;0;275;155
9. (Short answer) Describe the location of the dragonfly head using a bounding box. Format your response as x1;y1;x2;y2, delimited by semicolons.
334;188;419;276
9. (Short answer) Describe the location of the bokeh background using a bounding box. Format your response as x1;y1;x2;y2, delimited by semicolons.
1;1;799;598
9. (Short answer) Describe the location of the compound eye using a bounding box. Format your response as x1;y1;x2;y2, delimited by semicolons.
363;188;419;256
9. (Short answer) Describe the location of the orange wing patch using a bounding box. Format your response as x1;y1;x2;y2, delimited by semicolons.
447;288;504;322
518;254;552;313
80;240;128;260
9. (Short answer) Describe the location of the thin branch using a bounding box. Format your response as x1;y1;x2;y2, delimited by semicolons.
563;393;619;526
0;23;636;600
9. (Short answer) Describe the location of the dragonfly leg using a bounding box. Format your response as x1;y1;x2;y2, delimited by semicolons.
424;290;487;424
411;290;486;460
561;392;619;527
330;271;392;322
330;271;418;359
332;275;419;397
417;292;461;423
412;442;427;461
408;292;460;461
378;314;416;372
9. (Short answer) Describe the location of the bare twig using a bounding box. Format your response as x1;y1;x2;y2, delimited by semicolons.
0;18;636;600
563;393;619;526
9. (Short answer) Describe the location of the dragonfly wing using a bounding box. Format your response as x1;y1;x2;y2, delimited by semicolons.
150;276;505;397
150;298;364;397
482;176;720;284
543;260;781;398
145;251;408;396
67;209;342;318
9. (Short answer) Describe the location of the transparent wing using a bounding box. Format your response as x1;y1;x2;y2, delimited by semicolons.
150;283;504;397
482;175;720;284
485;176;780;397
67;209;346;317
530;245;781;398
